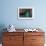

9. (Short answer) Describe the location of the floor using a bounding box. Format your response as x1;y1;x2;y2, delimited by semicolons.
0;44;2;46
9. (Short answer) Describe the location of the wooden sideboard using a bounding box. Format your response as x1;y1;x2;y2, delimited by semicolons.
2;31;45;46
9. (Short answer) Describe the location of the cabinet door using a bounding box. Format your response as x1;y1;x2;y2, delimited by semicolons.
32;36;45;46
24;33;32;46
2;33;23;46
14;36;23;46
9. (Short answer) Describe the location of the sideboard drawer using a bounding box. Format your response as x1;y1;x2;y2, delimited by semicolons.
24;32;44;36
32;36;45;44
3;32;23;36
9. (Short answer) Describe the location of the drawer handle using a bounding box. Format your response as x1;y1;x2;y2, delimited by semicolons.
9;38;13;40
9;38;12;40
32;39;36;40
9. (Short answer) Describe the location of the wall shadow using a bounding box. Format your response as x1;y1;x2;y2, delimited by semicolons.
0;24;7;43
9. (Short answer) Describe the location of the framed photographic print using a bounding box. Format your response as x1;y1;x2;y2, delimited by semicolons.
18;7;34;19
